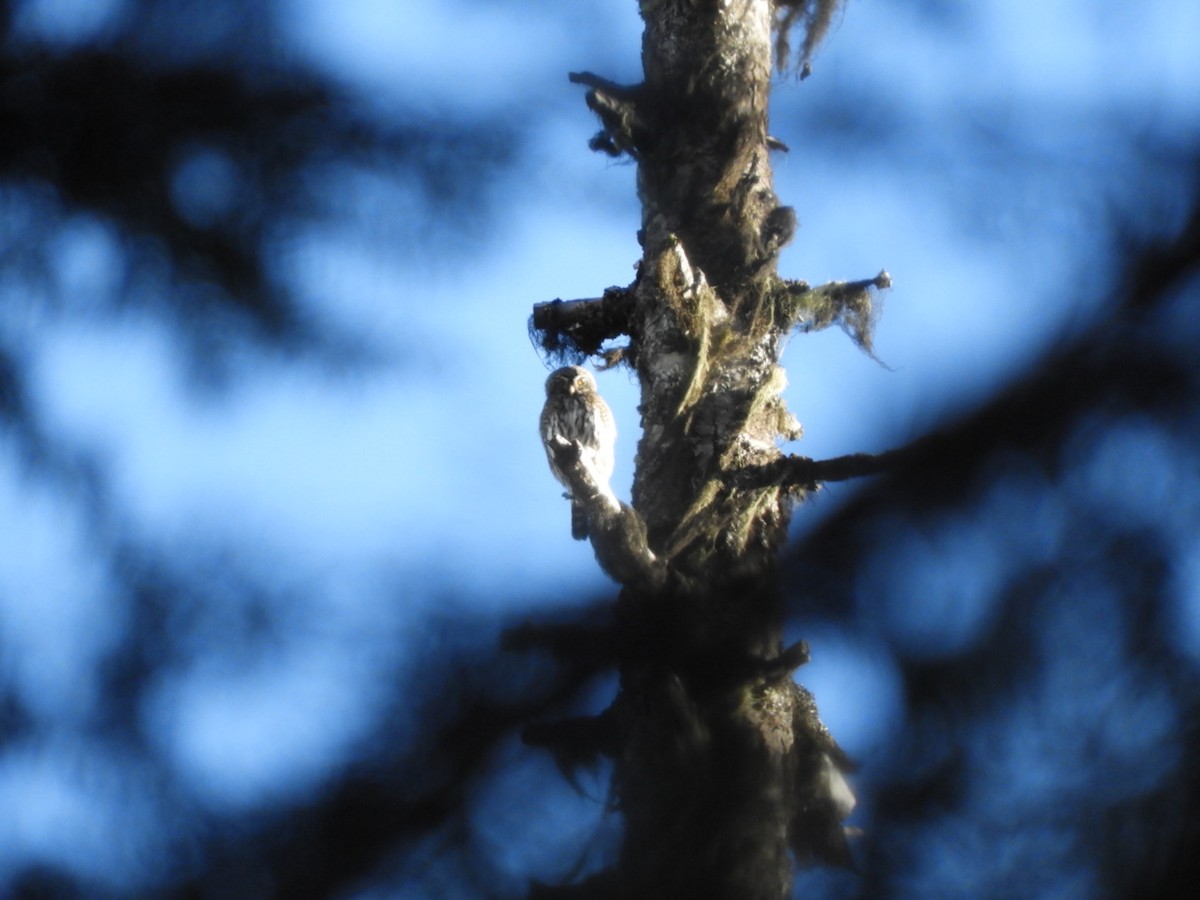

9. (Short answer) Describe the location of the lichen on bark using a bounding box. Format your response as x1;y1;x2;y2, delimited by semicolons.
524;2;878;896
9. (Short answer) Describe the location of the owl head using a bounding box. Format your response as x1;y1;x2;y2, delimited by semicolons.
545;366;596;397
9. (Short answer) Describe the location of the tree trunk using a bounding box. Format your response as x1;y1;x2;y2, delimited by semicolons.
529;2;865;896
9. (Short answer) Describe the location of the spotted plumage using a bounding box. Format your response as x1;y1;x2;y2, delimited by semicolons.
540;366;617;540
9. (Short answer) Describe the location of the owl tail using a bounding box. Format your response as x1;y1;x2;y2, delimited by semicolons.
571;501;588;541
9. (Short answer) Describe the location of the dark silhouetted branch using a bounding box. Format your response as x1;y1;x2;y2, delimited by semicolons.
730;446;912;492
530;286;636;365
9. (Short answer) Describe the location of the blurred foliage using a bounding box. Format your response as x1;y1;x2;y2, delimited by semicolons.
782;168;1200;897
0;1;529;896
0;0;514;382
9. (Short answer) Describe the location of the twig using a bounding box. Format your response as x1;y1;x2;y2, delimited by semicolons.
729;446;912;491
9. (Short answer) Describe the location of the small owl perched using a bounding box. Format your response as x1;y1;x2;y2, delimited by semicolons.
540;366;617;540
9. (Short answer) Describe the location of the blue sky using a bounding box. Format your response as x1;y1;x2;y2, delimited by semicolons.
1;0;1199;892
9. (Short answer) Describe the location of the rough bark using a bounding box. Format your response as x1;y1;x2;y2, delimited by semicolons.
527;2;870;896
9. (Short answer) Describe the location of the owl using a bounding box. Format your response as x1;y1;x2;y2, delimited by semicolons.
540;366;617;540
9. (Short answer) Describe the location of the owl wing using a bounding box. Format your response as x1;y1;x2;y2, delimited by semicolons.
540;400;571;487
